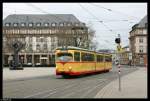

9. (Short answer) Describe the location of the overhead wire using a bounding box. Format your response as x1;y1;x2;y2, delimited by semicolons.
90;3;141;20
78;3;115;34
78;3;120;49
84;3;134;49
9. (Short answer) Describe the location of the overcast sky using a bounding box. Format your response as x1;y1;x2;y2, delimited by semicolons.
3;3;147;50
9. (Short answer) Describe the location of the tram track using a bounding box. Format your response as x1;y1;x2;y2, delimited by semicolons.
3;67;138;98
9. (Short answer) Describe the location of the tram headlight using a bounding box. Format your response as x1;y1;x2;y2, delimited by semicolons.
69;66;72;70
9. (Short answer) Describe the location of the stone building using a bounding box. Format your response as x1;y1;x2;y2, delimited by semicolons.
3;14;89;67
120;46;130;65
129;15;147;66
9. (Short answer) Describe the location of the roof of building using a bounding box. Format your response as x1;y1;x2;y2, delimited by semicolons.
130;15;147;33
3;14;85;27
137;15;147;28
133;15;147;29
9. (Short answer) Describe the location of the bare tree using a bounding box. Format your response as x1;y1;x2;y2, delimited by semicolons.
85;23;97;50
3;36;26;69
5;37;26;53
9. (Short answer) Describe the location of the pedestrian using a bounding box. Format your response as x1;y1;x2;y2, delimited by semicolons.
128;60;131;66
8;55;13;68
20;56;24;67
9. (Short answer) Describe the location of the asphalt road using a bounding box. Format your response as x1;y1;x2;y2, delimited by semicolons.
3;65;138;98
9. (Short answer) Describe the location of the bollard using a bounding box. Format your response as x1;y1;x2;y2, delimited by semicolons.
145;64;147;70
118;64;121;91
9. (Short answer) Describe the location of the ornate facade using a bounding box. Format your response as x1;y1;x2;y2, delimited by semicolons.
129;15;147;66
3;14;89;67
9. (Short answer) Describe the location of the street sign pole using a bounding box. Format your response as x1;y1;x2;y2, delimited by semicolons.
118;50;121;91
115;34;121;92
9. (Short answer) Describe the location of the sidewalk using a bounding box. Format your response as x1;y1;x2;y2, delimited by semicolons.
3;67;55;81
94;67;147;98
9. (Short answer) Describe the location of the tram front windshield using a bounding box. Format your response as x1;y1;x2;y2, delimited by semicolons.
56;53;73;62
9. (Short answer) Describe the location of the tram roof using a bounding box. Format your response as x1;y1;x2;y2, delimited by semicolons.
55;46;112;55
55;46;89;51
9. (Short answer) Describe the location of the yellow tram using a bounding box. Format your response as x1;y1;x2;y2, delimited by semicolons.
55;47;112;77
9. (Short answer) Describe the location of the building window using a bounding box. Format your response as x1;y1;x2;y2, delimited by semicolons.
29;23;33;27
59;23;64;27
43;44;47;50
143;29;147;34
67;23;71;26
145;23;147;28
29;37;32;42
36;44;40;51
36;23;41;27
44;23;49;27
41;38;44;42
75;23;79;26
82;23;85;26
52;23;56;27
27;55;32;63
21;23;26;27
139;46;143;53
13;23;18;27
36;37;40;42
5;23;10;27
138;29;143;34
139;38;143;43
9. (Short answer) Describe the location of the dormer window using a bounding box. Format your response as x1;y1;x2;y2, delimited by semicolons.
21;23;26;27
52;23;56;27
59;23;64;27
82;23;85;26
5;23;10;27
29;23;33;27
13;23;18;27
44;23;49;27
67;23;71;26
145;23;147;28
36;23;41;27
75;23;79;26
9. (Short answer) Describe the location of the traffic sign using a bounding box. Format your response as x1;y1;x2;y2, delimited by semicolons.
117;44;122;52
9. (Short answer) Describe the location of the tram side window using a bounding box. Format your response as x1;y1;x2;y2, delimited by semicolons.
81;53;86;61
74;52;80;61
88;54;94;61
56;53;73;62
97;55;103;62
81;53;94;61
105;56;112;62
